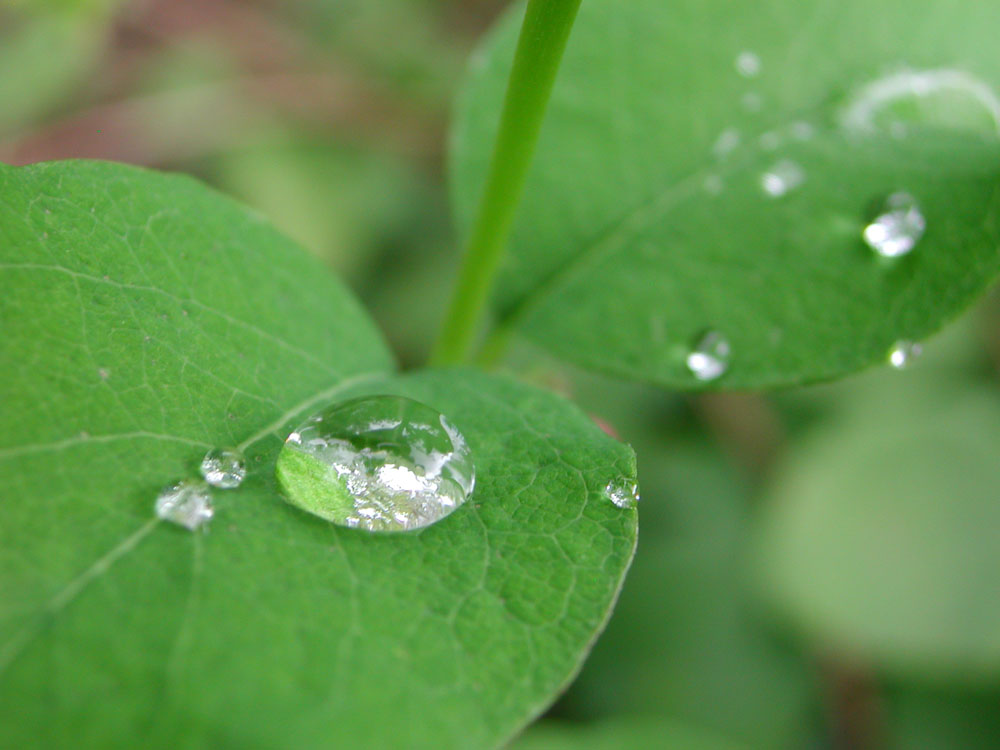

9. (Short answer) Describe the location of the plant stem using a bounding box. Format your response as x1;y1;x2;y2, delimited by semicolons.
430;0;582;365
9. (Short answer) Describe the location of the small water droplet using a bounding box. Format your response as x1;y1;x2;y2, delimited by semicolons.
703;174;724;195
889;340;923;369
735;51;761;78
758;130;782;150
741;92;763;112
200;448;247;489
790;121;816;140
686;331;731;382
712;128;741;159
156;479;214;531
760;159;805;197
605;477;640;509
863;192;925;258
276;396;475;532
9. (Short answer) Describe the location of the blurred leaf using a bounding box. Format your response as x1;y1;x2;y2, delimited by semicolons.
213;140;431;282
885;684;1000;749
284;0;466;103
512;717;749;750
0;160;638;747
0;12;108;135
757;361;1000;681
452;0;1000;388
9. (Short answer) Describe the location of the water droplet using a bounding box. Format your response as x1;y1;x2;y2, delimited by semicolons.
712;128;741;159
889;340;923;369
686;331;731;382
703;174;724;195
790;121;816;140
840;68;1000;138
276;396;475;532
741;92;763;112
735;51;761;78
605;477;640;509
758;130;782;150
863;192;926;258
200;448;247;489
760;159;806;197
156;479;214;531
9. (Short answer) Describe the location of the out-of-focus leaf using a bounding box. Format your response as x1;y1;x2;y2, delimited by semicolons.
757;359;1000;681
452;0;1000;388
0;12;108;135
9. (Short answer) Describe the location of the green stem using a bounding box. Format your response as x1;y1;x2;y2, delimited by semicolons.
430;0;582;365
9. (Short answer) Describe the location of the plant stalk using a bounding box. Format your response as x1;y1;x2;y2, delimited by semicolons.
430;0;582;365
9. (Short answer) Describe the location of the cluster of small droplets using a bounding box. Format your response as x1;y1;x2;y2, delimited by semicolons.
687;60;936;383
155;447;247;531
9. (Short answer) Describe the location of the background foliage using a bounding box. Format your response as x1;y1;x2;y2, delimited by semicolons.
2;0;999;747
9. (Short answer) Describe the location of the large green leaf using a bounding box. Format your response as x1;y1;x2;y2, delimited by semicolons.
0;161;638;748
451;0;1000;388
755;346;1000;682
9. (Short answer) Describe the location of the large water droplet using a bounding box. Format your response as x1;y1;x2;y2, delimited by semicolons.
840;68;1000;138
863;192;926;258
760;159;805;197
200;448;246;489
605;477;640;509
686;331;731;382
735;51;761;78
276;396;475;532
889;340;923;369
156;479;214;531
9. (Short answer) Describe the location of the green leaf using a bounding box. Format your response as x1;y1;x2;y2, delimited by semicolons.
755;361;1000;682
451;0;1000;388
512;718;749;750
560;433;815;746
0;159;637;748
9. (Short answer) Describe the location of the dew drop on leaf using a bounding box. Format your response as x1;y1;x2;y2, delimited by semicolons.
758;130;782;150
155;479;214;531
888;340;923;369
686;330;731;382
741;91;763;113
760;159;805;197
839;68;1000;138
863;192;926;258
275;396;475;532
604;477;640;509
712;127;741;159
790;120;816;140
735;50;761;78
200;448;247;489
